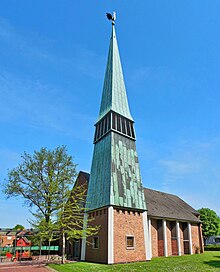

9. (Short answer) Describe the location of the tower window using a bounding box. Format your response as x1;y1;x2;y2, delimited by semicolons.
117;115;121;132
130;123;135;138
126;236;134;249
100;120;103;136
96;123;100;139
107;113;111;131
126;120;131;137
94;125;98;141
121;118;126;134
103;118;106;135
94;111;136;142
112;112;116;129
93;237;99;249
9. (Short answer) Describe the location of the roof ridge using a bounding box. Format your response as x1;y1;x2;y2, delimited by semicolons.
79;171;90;175
144;187;179;198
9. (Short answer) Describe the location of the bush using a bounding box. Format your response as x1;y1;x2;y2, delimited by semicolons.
0;250;13;256
32;250;40;256
204;245;220;251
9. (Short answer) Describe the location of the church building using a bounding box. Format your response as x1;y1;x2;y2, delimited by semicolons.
71;15;203;264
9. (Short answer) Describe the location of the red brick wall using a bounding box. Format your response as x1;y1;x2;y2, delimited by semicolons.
166;221;172;256
150;220;203;257
171;240;178;255
113;209;146;263
191;223;203;254
85;211;203;263
158;240;164;256
151;219;158;257
86;208;108;263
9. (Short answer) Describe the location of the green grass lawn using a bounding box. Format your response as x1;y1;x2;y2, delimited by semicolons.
49;251;220;271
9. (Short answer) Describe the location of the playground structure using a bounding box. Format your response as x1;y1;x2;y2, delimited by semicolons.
6;251;32;261
1;246;59;263
0;228;59;263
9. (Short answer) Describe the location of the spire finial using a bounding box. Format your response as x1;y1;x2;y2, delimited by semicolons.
106;11;116;25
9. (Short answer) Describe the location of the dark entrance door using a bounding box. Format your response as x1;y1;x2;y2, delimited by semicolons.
73;240;81;259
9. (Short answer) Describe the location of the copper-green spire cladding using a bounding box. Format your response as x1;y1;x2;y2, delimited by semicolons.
98;25;133;121
86;23;146;211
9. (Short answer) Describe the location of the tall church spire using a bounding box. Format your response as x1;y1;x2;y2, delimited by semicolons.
86;21;146;211
98;25;133;121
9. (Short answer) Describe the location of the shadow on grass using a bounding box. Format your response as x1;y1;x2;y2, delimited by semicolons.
204;260;220;268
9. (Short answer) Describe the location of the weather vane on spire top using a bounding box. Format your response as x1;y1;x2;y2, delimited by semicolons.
106;11;116;25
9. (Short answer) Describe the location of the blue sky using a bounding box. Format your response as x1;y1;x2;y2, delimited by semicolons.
0;0;220;228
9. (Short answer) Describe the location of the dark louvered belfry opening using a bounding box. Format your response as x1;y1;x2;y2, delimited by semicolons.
94;111;135;143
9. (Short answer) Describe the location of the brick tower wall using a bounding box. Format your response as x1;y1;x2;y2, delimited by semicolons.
113;209;146;263
86;208;108;263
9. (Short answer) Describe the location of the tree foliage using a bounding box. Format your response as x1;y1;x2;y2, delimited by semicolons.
4;146;77;223
198;208;220;243
13;224;25;230
30;184;99;243
58;184;99;240
3;145;99;262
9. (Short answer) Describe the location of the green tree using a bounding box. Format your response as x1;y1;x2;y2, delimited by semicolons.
3;146;77;224
198;207;220;245
32;184;99;263
13;224;25;230
3;146;98;262
57;184;99;263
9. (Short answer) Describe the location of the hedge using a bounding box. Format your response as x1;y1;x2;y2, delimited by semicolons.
204;245;220;251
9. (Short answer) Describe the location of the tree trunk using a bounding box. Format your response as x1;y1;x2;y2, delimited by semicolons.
61;232;65;264
39;238;42;259
48;239;51;260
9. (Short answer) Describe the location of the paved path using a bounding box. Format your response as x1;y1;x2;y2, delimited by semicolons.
0;263;51;272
